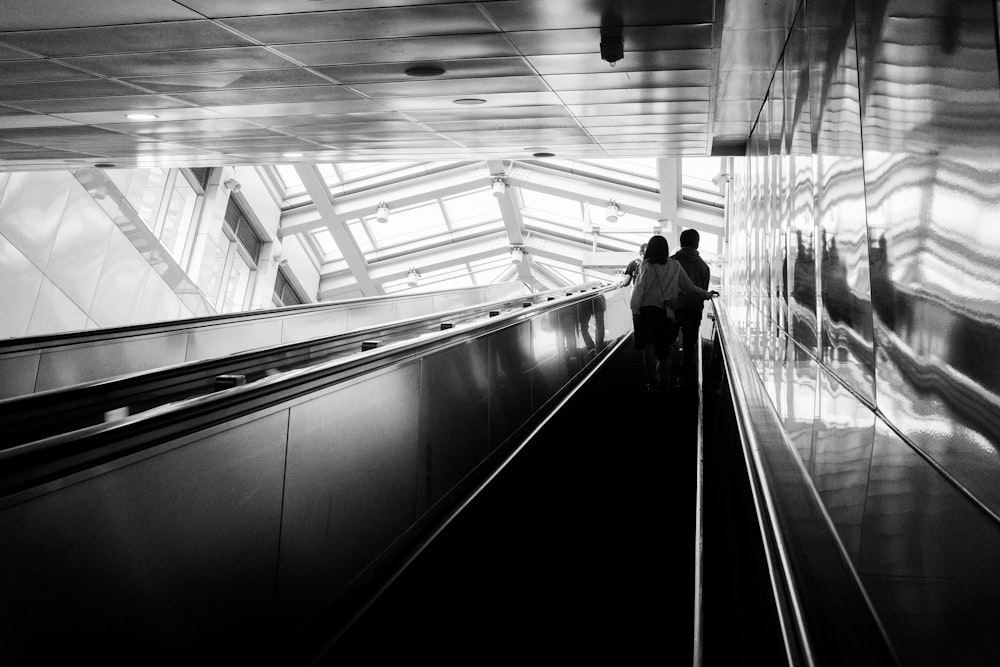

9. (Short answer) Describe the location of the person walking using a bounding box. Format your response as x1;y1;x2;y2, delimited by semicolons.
672;229;712;388
629;234;714;392
622;242;647;351
620;242;646;287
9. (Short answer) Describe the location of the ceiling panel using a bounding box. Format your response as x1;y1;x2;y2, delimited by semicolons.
0;21;255;57
220;6;497;43
121;68;336;93
506;25;714;55
313;58;537;84
0;60;101;83
482;0;715;31
61;48;297;78
0;1;788;169
274;34;520;66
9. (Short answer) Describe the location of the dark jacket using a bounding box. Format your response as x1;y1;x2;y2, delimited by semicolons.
672;247;710;311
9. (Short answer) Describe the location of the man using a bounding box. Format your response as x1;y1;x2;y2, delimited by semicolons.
672;229;712;387
621;242;646;287
621;242;646;350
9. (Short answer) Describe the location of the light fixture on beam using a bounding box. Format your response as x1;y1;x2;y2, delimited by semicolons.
223;178;241;193
406;267;420;287
605;200;622;223
510;246;524;264
376;202;390;223
491;176;507;198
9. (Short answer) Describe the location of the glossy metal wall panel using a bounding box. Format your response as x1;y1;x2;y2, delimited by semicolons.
809;0;876;403
0;171;72;270
278;364;421;626
418;337;490;511
812;366;875;565
25;277;89;335
857;0;1000;512
44;185;116;314
859;420;1000;665
88;231;149;327
784;17;819;357
0;412;288;663
529;304;580;408
0;233;44;340
33;330;189;391
184;317;284;360
488;320;534;449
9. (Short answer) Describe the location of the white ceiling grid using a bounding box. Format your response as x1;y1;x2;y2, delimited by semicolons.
0;0;790;170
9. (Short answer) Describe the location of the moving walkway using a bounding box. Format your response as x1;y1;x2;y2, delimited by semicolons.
0;283;626;666
0;282;531;399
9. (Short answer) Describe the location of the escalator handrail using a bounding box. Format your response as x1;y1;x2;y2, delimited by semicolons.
0;283;604;448
709;296;899;666
0;284;619;503
0;281;538;354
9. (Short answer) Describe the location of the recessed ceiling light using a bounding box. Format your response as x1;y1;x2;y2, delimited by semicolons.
532;152;556;158
405;65;446;78
283;152;303;157
125;113;158;120
453;98;486;105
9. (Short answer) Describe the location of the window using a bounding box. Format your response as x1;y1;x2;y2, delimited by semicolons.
217;197;264;313
273;267;305;306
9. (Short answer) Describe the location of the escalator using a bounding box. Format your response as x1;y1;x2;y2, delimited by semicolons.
307;337;702;665
0;285;632;666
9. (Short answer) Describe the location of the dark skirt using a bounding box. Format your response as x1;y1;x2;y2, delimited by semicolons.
635;305;678;357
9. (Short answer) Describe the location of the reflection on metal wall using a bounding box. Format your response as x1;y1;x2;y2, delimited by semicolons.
728;0;1000;662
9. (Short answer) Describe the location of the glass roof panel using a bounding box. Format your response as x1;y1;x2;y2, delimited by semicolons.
347;220;376;254
519;189;583;225
310;229;340;257
364;200;448;248
275;165;304;195
336;161;416;181
682;156;724;208
442;187;502;229
318;164;340;186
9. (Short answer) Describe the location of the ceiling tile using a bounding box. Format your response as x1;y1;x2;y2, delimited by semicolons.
376;91;563;111
587;123;708;135
61;47;296;78
527;49;713;75
568;101;709;116
404;105;573;123
220;5;496;43
543;70;710;90
313;58;536;84
0;79;143;101
13;95;200;114
182;0;469;17
273;34;519;66
482;0;714;31
0;1;201;30
204;99;385;118
557;87;709;105
424;117;581;132
0;21;254;58
351;76;549;98
0;59;99;83
171;85;365;107
579;114;711;126
122;68;337;94
507;25;713;55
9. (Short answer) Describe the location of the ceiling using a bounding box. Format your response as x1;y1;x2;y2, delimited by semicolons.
0;0;797;171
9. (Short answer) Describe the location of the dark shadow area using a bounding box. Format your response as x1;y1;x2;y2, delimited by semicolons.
313;339;699;665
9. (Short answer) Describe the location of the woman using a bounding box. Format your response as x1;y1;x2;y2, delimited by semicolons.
629;234;715;391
